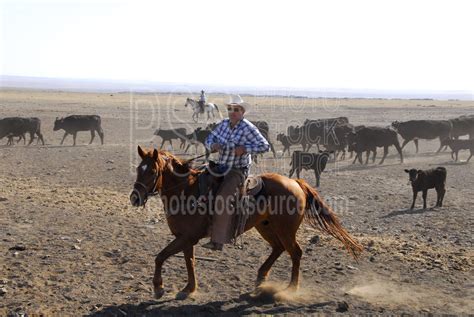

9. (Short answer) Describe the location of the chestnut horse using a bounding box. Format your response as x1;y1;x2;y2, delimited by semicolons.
130;146;362;299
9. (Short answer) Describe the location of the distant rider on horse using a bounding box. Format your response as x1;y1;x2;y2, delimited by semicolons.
198;90;207;113
202;95;270;251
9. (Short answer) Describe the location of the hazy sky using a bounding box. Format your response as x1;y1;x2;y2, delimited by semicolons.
1;0;473;91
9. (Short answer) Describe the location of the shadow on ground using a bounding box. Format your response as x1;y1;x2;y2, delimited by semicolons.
88;292;337;316
381;206;439;218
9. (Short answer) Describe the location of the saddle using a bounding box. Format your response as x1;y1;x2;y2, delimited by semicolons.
197;161;266;239
198;101;206;113
243;175;264;196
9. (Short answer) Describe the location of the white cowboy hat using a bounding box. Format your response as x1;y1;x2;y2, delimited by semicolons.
227;94;250;112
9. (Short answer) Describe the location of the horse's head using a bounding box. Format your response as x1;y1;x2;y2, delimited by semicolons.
130;145;166;207
130;146;191;207
184;98;193;107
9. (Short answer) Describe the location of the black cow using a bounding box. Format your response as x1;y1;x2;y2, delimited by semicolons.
441;138;474;162
404;167;446;210
322;123;356;160
184;127;211;159
449;115;474;139
0;117;45;145
286;125;308;150
346;125;365;159
289;150;331;187
391;120;452;153
276;132;301;156
298;117;350;153
154;128;187;149
348;126;403;165
54;115;104;146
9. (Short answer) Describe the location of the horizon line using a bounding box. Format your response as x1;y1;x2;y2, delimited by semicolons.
1;74;473;101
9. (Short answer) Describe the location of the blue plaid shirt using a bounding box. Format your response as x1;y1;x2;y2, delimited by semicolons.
205;119;270;168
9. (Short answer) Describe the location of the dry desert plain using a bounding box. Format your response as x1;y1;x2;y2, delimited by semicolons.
0;89;473;315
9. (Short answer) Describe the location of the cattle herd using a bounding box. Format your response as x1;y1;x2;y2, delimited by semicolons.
150;113;473;210
0;115;104;146
1;110;473;209
153;113;473;168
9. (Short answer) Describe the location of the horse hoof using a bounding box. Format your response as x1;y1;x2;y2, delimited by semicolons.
154;288;165;299
175;290;194;300
284;284;298;292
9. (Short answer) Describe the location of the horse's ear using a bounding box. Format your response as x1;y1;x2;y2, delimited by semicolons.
153;149;159;161
137;145;146;159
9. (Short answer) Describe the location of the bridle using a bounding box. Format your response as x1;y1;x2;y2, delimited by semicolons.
132;162;161;206
131;152;208;206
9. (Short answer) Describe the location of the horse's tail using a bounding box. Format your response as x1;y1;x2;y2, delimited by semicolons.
295;178;363;259
214;104;223;119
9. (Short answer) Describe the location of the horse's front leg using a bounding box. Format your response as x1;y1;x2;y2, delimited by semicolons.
153;237;190;299
175;245;197;299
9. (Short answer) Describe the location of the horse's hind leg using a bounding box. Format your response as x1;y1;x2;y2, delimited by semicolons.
265;211;303;291
255;224;284;287
278;234;302;290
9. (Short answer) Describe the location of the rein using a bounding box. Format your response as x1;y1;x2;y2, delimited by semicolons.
184;153;208;164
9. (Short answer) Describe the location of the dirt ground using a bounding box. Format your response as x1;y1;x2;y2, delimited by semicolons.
0;89;473;316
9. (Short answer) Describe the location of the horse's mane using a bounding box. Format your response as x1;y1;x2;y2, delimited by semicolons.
158;150;201;175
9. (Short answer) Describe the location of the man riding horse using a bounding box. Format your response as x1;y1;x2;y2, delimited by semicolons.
201;94;270;251
198;90;206;113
